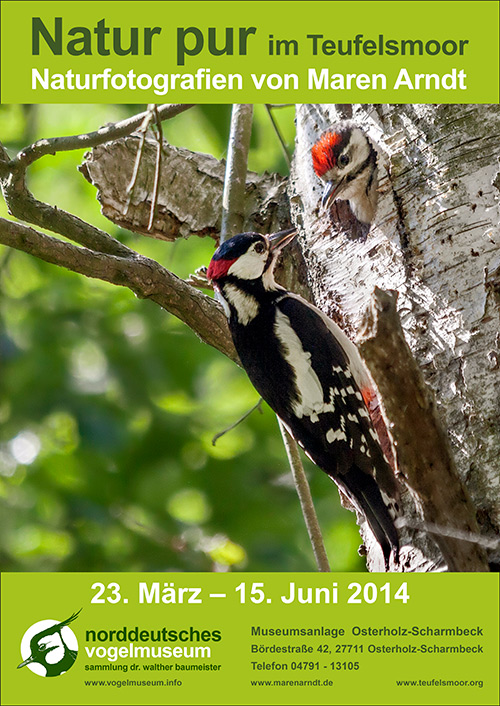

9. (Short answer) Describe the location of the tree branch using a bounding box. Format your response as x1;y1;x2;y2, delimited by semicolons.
0;103;300;364
0;217;238;364
278;421;331;572
1;171;132;258
265;104;291;168
13;104;194;168
221;104;254;240
81;136;290;242
0;106;194;257
359;287;490;572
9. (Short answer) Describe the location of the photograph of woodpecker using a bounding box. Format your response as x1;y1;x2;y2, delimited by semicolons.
0;103;498;574
311;123;378;226
207;228;400;571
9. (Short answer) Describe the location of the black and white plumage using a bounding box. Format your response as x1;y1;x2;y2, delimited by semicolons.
311;123;378;224
208;230;400;569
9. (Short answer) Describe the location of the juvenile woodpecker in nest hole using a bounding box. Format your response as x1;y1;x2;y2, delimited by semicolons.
208;229;400;569
312;124;378;225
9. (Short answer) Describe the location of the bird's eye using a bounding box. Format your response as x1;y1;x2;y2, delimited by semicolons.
254;242;265;254
338;154;350;167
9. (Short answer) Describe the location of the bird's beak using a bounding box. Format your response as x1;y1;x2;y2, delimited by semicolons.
321;178;345;209
266;228;297;252
17;655;33;669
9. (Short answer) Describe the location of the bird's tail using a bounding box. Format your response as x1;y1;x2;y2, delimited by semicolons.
341;467;400;571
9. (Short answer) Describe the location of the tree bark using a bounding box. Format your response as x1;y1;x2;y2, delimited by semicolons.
290;104;499;571
81;134;290;242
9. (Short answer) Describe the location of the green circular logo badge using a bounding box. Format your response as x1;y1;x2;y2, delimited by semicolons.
18;611;80;677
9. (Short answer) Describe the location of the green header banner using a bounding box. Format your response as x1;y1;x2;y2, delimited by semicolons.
0;0;499;103
1;572;499;705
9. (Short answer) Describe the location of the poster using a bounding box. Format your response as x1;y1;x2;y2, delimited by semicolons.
0;1;499;704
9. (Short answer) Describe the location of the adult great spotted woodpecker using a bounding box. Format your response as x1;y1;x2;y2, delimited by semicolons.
207;229;400;569
311;123;378;225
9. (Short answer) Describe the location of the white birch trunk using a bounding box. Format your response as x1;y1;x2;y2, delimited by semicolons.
290;104;500;571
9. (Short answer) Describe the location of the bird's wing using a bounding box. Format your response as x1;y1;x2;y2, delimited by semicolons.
274;295;396;491
275;295;401;566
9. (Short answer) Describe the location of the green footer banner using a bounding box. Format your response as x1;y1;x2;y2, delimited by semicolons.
1;573;499;705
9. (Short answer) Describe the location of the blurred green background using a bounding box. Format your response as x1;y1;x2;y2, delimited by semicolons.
0;104;366;572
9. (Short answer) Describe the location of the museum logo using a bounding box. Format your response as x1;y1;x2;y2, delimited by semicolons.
17;609;81;677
